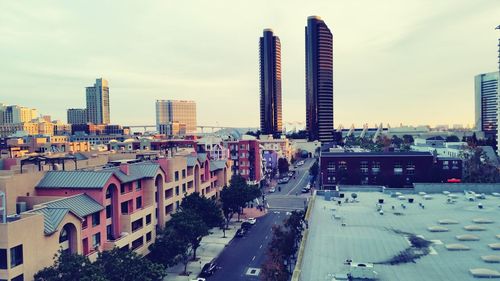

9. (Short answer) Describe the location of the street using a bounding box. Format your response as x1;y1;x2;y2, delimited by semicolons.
208;212;287;281
206;158;316;281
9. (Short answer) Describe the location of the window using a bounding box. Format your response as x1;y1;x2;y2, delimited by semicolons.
120;184;126;194
165;188;173;199
146;214;152;225
92;233;101;248
136;180;142;190
394;162;403;175
406;161;415;175
182;169;186;178
146;232;152;242
11;275;23;281
106;205;112;219
175;186;179;196
338;161;347;171
136;197;142;209
360;161;369;175
182;184;186;193
327;162;336;174
105;188;112;199
165;204;173;215
372;161;381;174
82;217;88;229
174;171;179;181
131;218;143;232
59;227;68;243
92;213;100;226
131;237;144;250
121;201;129;215
0;249;7;269
10;245;23;268
175;201;180;210
106;225;114;241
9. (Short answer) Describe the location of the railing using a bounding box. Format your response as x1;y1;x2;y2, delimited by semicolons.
291;192;316;281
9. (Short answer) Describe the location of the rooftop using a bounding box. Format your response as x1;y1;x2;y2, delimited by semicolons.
301;190;500;281
321;151;433;157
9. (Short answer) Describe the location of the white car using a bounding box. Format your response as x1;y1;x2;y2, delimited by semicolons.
190;279;206;281
245;218;257;224
269;187;276;193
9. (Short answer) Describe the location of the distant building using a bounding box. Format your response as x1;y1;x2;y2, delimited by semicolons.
3;105;37;124
474;71;498;139
67;108;88;125
305;16;334;142
259;29;282;136
86;78;110;125
226;138;262;184
0;103;6;125
155;100;196;135
320;151;462;189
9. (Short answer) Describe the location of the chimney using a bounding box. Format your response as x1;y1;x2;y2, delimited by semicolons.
119;163;130;175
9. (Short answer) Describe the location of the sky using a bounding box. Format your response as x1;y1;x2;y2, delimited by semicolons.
1;0;499;129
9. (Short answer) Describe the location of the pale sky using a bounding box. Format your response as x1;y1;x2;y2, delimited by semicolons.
1;1;499;128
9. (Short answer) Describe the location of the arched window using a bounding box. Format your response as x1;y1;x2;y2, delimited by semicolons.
59;226;69;243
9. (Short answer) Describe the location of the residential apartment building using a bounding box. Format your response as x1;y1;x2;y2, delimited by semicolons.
226;139;262;185
86;78;110;125
305;16;334;142
0;153;231;281
155;100;197;135
474;71;498;139
3;106;37;124
67;108;88;125
259;29;282;136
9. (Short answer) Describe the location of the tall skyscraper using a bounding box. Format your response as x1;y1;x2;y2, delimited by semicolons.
475;72;498;139
259;29;282;136
3;105;37;124
155;100;197;135
86;78;110;125
67;108;88;125
305;16;334;142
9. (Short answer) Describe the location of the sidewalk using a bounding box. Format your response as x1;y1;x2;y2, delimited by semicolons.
163;207;267;281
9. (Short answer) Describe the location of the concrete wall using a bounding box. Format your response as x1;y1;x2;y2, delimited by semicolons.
414;183;500;194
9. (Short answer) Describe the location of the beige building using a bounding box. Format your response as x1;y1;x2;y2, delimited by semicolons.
155;100;197;135
0;123;39;137
259;135;293;162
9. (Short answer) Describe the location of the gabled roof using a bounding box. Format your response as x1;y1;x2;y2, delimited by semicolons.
28;194;103;235
43;193;103;218
103;162;160;183
36;171;114;189
186;156;198;167
210;160;227;172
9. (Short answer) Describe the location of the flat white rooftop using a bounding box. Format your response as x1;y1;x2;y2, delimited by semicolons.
301;191;500;281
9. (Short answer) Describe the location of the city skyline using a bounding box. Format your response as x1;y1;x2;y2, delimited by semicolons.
1;1;499;128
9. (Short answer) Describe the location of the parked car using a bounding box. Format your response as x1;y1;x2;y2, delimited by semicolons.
199;259;218;277
287;171;295;177
245;218;257;224
241;221;253;230
301;187;309;193
269;187;276;193
191;278;206;281
235;228;247;237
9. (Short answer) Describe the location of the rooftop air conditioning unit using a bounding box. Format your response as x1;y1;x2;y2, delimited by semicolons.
16;202;27;214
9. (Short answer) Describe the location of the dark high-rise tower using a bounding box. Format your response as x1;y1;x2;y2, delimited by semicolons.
259;29;282;136
305;16;333;142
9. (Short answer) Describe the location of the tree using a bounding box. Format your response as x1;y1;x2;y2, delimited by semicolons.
168;209;209;260
97;248;166;281
149;228;187;268
445;135;460;142
391;135;403;148
278;158;289;174
221;175;262;223
402;134;414;145
34;251;107;281
181;192;223;228
309;161;319;178
461;146;500;183
220;185;240;229
260;249;289;281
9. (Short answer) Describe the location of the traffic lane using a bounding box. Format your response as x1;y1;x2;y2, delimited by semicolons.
208;213;280;281
270;158;314;195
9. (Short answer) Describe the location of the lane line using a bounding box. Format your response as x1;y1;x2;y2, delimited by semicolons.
252;256;256;261
286;161;312;196
259;244;263;249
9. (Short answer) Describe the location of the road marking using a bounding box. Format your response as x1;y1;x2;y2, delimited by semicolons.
265;235;268;239
252;256;256;261
259;244;263;249
286;161;311;196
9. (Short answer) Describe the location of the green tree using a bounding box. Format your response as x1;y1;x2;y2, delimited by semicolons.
220;185;240;229
181;192;224;228
260;249;289;281
309;161;319;178
34;251;106;281
97;248;166;281
445;135;460;142
168;209;209;260
402;134;414;145
278;158;289;174
221;175;262;222
148;228;191;274
461;146;500;183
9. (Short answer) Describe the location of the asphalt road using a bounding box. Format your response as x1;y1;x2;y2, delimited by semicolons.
208;212;288;281
265;158;315;211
